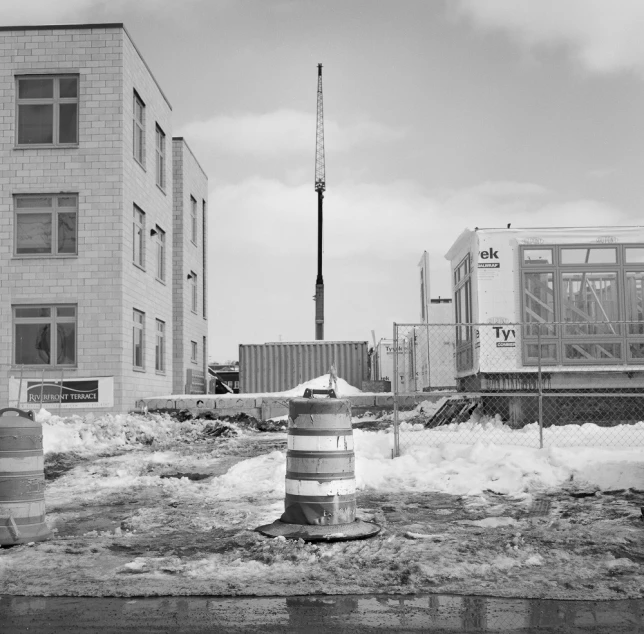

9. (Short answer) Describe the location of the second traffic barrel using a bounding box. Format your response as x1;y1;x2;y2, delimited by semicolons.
0;407;51;545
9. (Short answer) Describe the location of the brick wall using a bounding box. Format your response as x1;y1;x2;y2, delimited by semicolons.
0;25;206;413
0;26;125;413
119;31;174;409
172;138;208;394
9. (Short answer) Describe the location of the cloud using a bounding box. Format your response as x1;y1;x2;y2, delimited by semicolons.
179;110;406;159
0;0;207;24
208;176;635;358
587;167;617;179
455;0;644;74
211;176;633;267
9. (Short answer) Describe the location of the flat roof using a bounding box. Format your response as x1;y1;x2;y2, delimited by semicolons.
0;23;172;110
0;23;125;31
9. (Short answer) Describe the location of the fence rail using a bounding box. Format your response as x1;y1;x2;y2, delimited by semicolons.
392;322;644;455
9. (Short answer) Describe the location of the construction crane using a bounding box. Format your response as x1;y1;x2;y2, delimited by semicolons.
314;63;325;340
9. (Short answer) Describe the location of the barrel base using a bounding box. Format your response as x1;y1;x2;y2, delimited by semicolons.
0;522;51;547
255;518;380;542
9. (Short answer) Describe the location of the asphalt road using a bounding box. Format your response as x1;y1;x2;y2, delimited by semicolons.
2;592;643;633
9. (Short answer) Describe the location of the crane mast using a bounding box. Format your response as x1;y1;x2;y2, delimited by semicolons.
314;63;325;340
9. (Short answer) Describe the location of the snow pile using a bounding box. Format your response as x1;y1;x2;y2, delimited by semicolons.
281;374;363;397
355;429;644;495
354;431;567;496
37;409;644;498
38;408;223;455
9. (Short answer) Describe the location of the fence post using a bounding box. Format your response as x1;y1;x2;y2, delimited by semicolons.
425;322;431;391
393;322;400;458
537;323;543;449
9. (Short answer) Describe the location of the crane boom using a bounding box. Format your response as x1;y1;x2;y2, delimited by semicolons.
314;63;325;340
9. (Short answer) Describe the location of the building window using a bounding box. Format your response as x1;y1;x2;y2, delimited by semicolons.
16;75;78;146
155;124;166;190
155;226;166;282
14;194;78;256
133;206;145;268
13;305;76;366
133;309;144;369
190;271;198;312
453;254;473;372
191;340;197;363
133;91;145;166
155;320;165;372
521;244;644;364
190;196;197;244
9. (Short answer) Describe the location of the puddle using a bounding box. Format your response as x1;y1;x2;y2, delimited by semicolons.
159;472;211;481
1;592;642;633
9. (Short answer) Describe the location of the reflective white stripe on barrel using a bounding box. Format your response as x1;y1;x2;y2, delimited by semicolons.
285;477;356;497
287;434;354;452
0;455;44;473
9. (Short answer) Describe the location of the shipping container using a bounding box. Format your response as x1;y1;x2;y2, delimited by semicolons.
444;226;644;391
239;341;369;394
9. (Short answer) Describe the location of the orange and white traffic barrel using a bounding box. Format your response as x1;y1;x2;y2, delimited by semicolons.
0;408;51;545
256;389;380;541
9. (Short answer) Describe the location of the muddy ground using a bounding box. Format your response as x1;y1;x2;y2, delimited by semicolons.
1;429;643;601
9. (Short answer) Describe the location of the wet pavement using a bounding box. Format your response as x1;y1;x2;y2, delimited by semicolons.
1;593;643;633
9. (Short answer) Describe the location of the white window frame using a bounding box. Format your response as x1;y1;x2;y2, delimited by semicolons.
190;271;198;313
13;304;77;367
133;206;145;269
16;74;79;147
133;91;145;166
453;254;473;372
190;196;197;244
520;244;644;365
14;194;78;257
155;124;166;190
155;319;165;373
155;226;166;282
191;340;198;363
133;309;145;369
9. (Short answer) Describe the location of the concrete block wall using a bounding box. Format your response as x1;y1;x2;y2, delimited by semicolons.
119;30;174;410
0;26;125;412
0;24;209;414
172;138;208;394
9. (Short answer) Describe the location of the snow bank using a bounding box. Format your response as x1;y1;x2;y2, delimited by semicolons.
37;409;644;499
39;408;217;455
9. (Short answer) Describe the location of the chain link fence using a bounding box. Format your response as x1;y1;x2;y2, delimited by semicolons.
392;322;644;455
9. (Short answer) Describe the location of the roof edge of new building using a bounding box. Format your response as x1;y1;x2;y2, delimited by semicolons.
0;22;173;111
0;23;125;31
445;225;644;261
172;137;208;181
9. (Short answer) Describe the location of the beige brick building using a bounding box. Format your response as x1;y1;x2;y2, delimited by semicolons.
0;24;208;413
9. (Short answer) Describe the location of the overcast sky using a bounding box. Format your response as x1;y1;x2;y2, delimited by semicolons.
4;1;644;361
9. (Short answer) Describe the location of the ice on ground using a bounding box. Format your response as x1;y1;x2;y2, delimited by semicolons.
6;408;644;601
